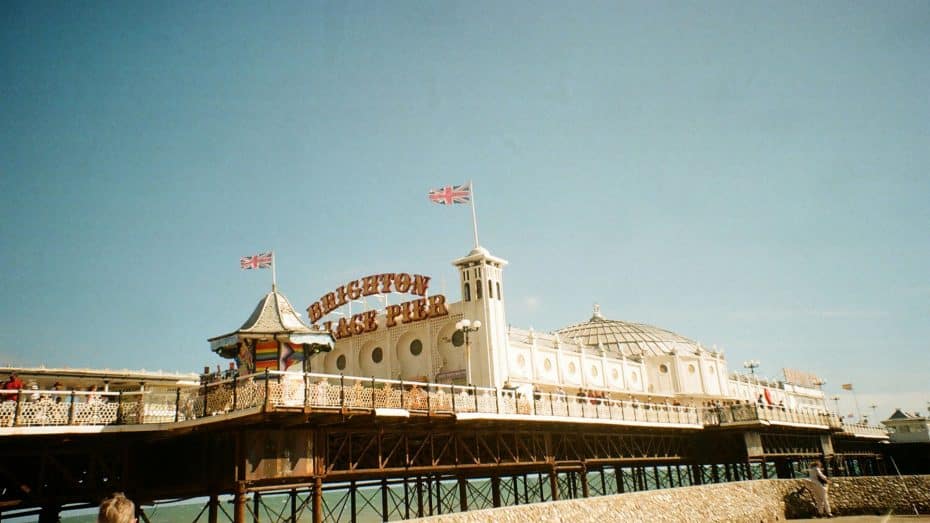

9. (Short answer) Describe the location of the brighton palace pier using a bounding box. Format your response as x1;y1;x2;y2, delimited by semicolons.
0;245;902;522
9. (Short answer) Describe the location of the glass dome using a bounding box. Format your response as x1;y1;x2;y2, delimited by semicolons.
555;305;702;358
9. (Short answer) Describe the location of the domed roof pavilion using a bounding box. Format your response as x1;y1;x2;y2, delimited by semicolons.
208;287;333;359
555;305;703;358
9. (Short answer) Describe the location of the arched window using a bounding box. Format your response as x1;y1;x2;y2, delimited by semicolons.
488;279;494;298
476;280;483;299
496;282;501;300
464;283;471;302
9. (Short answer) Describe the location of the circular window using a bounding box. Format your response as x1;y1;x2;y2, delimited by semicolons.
630;372;639;383
451;330;465;347
517;355;526;368
567;362;576;375
336;355;346;370
659;364;669;374
591;366;598;377
688;364;696;374
372;347;383;364
543;358;552;371
611;369;619;380
410;339;423;356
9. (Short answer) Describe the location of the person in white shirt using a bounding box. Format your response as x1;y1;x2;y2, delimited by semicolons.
807;461;833;518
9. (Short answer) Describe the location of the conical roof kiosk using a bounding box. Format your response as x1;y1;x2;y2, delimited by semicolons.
208;286;334;376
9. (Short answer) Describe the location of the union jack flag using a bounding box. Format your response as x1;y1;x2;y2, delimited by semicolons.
428;184;471;205
241;252;273;270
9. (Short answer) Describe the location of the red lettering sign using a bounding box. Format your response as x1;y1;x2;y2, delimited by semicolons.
306;274;449;340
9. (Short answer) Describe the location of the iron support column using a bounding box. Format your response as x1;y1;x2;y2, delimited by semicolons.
403;476;410;520
314;477;324;523
37;505;59;523
350;481;358;523
381;478;390;522
234;483;247;523
416;476;424;517
253;492;261;523
208;493;219;523
549;468;559;501
458;476;468;512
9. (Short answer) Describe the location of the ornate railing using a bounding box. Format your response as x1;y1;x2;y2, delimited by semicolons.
5;372;880;435
0;390;120;426
703;402;840;428
0;371;703;430
292;375;703;426
839;421;889;438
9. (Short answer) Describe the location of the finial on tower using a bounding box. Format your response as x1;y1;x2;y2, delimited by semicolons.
590;303;605;321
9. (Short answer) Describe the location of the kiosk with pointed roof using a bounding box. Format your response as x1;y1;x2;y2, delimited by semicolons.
208;286;333;374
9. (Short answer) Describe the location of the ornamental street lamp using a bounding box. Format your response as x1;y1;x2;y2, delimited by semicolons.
831;395;841;417
455;319;481;385
743;360;760;376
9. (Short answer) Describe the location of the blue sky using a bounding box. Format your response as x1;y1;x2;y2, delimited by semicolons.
1;1;928;418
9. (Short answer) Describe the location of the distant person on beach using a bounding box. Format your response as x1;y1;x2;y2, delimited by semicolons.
806;461;832;518
98;492;137;523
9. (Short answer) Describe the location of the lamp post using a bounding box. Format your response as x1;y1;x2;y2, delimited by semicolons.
830;395;841;417
302;342;332;374
743;360;760;376
455;319;481;385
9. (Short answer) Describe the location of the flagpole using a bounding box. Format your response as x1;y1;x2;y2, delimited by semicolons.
850;386;863;422
271;250;277;291
469;180;480;249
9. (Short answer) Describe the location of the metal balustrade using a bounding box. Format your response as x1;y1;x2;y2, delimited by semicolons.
0;389;119;426
840;421;889;438
2;372;878;435
706;402;855;430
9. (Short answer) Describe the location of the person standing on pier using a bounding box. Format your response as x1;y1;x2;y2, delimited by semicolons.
806;461;833;518
97;492;137;523
3;372;23;396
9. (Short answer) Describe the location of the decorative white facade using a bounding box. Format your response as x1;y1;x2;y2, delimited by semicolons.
308;245;828;412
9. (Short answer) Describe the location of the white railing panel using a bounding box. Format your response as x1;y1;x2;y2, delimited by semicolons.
0;372;710;431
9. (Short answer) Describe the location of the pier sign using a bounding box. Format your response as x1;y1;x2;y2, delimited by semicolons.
307;272;449;340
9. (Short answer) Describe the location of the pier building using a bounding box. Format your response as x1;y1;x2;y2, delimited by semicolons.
0;243;896;522
217;245;831;417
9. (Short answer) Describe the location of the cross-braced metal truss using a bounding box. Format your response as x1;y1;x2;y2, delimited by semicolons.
760;433;822;456
323;426;690;480
324;428;550;475
549;431;688;463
